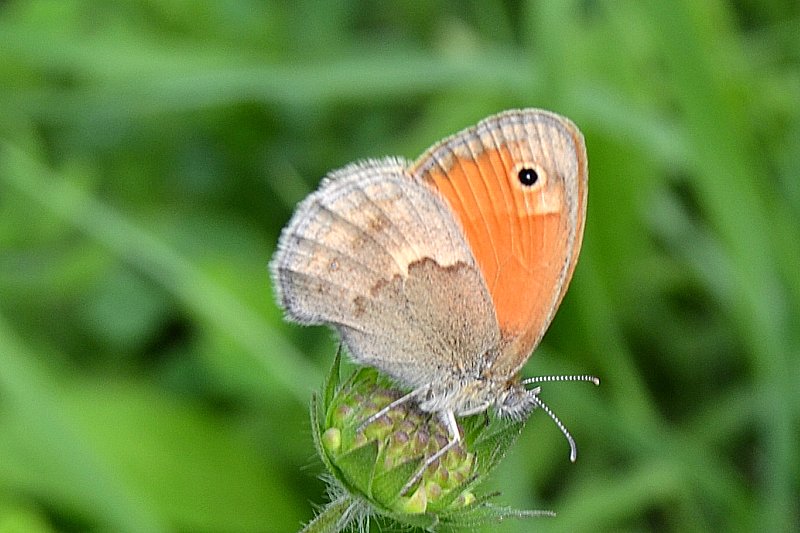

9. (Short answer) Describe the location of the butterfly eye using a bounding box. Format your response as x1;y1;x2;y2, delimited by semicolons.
517;167;539;186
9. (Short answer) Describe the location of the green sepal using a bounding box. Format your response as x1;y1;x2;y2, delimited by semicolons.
471;416;527;475
382;508;440;531
424;475;476;513
334;439;379;494
370;456;424;508
299;495;360;533
440;502;555;529
310;393;338;476
323;346;342;411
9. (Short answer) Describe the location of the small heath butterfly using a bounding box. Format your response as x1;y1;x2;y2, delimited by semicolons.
271;109;597;485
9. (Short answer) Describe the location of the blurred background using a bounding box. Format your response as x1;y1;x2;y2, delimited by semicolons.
1;1;798;532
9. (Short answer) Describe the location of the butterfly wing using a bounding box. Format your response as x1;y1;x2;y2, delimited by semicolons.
270;157;500;389
412;109;588;376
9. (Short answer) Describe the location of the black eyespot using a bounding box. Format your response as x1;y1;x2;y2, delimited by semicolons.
518;167;538;186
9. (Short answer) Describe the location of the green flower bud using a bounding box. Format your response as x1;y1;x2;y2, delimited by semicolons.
322;367;476;515
303;351;556;532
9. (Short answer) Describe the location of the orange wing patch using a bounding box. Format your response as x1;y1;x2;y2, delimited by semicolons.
412;110;587;367
417;145;566;337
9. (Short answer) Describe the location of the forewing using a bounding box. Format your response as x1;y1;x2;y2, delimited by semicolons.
412;109;588;376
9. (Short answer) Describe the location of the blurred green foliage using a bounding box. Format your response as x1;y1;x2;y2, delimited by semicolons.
0;1;798;532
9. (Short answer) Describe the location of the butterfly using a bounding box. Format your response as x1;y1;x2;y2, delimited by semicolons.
271;109;597;491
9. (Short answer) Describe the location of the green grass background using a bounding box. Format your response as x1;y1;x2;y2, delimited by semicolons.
1;1;798;532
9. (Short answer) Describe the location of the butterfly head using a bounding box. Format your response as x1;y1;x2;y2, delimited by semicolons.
494;382;541;421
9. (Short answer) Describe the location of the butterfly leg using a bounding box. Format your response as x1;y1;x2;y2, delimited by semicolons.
357;386;426;433
400;409;461;496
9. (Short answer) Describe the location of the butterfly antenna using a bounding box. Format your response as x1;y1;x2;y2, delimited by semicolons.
523;374;600;386
522;374;599;462
529;394;579;462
